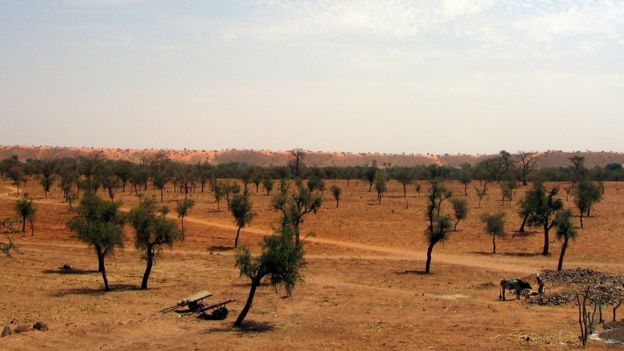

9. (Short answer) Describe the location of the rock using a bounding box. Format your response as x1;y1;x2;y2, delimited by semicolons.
13;325;30;334
1;326;11;337
62;264;72;270
33;322;48;331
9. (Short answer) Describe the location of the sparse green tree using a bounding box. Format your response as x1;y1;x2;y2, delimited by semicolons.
176;199;194;233
555;209;578;271
481;212;505;254
128;197;183;289
15;195;36;235
374;171;387;205
526;184;563;256
230;193;254;248
424;182;452;273
67;193;124;291
234;227;305;326
330;185;341;208
450;197;469;231
272;180;322;244
262;178;273;196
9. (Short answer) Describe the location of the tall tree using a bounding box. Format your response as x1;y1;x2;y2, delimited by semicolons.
393;167;412;198
526;184;563;255
129;198;183;289
517;151;537;186
262;178;273;196
288;148;306;178
67;193;124;291
555;209;578;271
234;227;305;326
230;193;254;248
424;182;452;273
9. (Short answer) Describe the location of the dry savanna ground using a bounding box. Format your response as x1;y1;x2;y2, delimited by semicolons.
2;179;624;350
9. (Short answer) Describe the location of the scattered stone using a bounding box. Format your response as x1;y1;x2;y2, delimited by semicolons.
61;264;72;271
33;322;48;331
1;326;11;337
527;268;624;306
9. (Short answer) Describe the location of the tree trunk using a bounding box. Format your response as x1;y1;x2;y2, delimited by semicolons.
234;277;259;327
97;246;104;272
492;235;496;254
181;217;185;233
21;217;26;233
557;237;569;271
30;219;34;236
425;242;435;273
454;219;460;231
234;226;241;248
587;203;592;217
518;213;528;233
335;199;339;208
108;187;114;201
141;252;154;289
403;183;407;198
579;210;584;228
96;247;110;291
542;225;550;256
464;183;468;196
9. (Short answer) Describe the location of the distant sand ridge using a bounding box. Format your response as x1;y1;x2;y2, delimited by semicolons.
1;145;623;168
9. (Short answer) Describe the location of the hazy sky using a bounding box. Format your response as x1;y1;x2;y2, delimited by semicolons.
1;0;623;154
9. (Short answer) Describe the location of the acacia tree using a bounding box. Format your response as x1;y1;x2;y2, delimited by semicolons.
234;227;305;326
288;148;306;178
176;199;194;234
424;182;452;273
393;167;412;198
330;185;341;208
272;180;322;244
15;195;36;235
364;166;377;192
262;178;273;196
450;197;468;231
129;198;183;289
526;184;563;255
574;180;602;226
518;151;537;186
230;193;254;248
481;212;505;254
474;185;488;208
555;209;577;271
374;171;387;205
459;169;472;196
7;166;24;195
213;182;225;211
67;193;124;291
36;159;58;199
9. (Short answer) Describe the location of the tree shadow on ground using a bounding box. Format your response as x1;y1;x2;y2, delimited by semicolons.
510;230;540;238
395;270;429;275
208;245;233;252
41;268;99;275
204;320;274;334
469;251;542;257
53;284;147;296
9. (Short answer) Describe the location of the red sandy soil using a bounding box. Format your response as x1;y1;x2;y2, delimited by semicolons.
1;180;623;350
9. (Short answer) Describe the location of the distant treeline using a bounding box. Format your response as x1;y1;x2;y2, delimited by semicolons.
0;151;622;196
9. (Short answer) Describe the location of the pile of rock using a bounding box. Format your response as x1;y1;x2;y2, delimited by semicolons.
528;268;624;306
